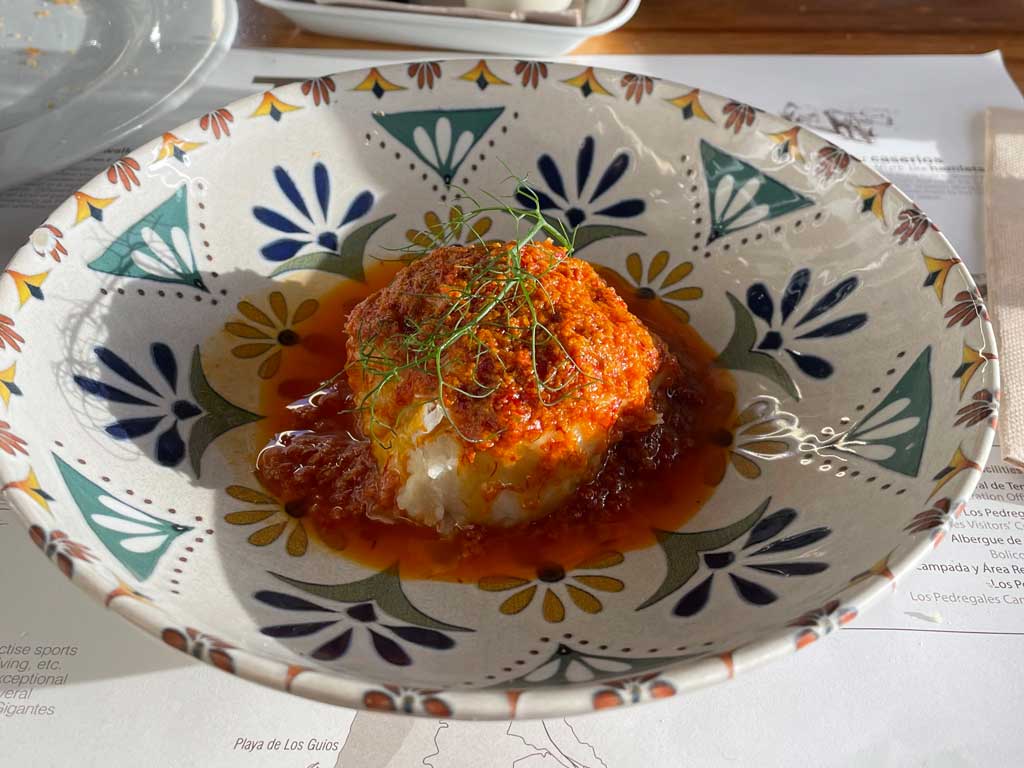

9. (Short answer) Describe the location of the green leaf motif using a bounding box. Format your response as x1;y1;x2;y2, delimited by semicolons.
88;186;207;291
638;498;770;610
188;346;262;477
269;215;395;281
701;140;812;243
270;564;472;632
715;293;800;400
53;455;191;581
499;643;694;689
571;223;645;253
373;108;504;185
845;346;932;477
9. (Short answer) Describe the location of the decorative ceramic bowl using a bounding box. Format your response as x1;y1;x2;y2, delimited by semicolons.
3;61;996;719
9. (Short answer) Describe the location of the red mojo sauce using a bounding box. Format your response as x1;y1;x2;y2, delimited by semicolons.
254;262;735;582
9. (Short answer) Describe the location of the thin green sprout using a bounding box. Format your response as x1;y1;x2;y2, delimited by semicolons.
345;176;594;446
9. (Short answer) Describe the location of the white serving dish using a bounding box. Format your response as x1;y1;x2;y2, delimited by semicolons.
255;0;640;57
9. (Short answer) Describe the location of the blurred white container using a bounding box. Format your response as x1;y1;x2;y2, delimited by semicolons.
255;0;640;57
465;0;574;12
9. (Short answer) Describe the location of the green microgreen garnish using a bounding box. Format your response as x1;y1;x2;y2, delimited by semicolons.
346;179;591;447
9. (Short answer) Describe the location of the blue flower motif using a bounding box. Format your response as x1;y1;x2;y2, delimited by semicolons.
253;162;374;262
517;136;645;230
255;590;455;667
746;269;867;379
74;343;201;467
673;507;830;617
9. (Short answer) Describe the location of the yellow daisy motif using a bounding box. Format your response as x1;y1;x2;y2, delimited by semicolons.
458;60;509;90
561;66;611;98
249;92;302;121
73;191;117;225
352;67;406;98
922;253;961;302
665;89;712;122
0;363;21;408
768;127;804;163
225;290;319;379
701;396;799;485
726;398;799;480
930;446;981;500
602;250;702;322
478;552;625;623
856;182;891;223
155;132;205;163
2;468;52;513
406;207;493;249
224;485;312;557
6;270;48;307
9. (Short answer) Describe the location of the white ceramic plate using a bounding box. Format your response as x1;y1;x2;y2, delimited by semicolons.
255;0;640;57
0;0;238;190
2;60;996;719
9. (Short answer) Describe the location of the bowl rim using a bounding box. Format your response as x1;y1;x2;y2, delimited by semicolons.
0;59;998;720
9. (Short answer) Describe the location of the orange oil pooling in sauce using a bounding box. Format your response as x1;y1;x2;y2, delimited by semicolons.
255;257;735;583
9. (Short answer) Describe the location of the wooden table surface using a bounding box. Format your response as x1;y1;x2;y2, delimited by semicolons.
238;0;1024;89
